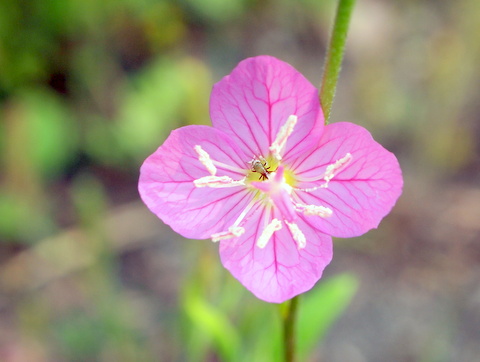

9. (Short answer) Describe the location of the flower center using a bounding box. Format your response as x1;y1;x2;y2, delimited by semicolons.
245;155;279;183
191;114;349;250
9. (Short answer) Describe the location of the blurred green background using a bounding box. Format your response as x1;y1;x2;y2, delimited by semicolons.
1;0;479;361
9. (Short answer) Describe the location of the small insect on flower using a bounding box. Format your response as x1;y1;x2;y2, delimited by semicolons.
250;157;273;181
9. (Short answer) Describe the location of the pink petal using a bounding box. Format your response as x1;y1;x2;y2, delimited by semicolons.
139;125;254;239
219;206;333;303
210;56;324;160
291;122;403;238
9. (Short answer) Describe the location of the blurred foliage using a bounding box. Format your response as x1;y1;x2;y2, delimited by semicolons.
296;273;358;360
181;242;358;362
1;0;480;360
3;89;78;177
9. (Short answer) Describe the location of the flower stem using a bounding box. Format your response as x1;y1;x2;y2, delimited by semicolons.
320;0;356;123
282;295;300;362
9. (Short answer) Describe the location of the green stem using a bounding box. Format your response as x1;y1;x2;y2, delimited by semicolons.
320;0;357;123
282;295;300;362
280;3;356;361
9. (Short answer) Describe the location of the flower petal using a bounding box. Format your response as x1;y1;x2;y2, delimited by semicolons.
139;125;254;239
219;206;333;303
210;56;324;160
292;122;403;238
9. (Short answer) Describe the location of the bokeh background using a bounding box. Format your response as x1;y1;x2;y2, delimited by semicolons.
1;0;479;361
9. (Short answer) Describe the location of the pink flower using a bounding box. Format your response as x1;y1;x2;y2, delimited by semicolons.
139;56;403;303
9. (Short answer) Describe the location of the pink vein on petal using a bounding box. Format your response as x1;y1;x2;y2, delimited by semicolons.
292;122;403;238
210;56;324;160
139;125;255;239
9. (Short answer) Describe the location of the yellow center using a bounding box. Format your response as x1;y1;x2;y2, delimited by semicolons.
245;156;276;183
245;155;297;188
282;167;297;188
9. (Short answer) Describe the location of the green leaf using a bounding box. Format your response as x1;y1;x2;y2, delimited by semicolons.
297;273;359;360
183;286;241;362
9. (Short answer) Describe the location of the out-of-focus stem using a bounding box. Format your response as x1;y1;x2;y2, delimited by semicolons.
282;295;299;362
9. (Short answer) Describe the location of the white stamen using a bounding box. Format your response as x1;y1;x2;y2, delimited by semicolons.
269;115;297;161
294;184;328;192
208;199;256;243
257;218;282;248
285;221;306;249
194;175;245;188
295;153;353;190
194;145;217;175
324;153;352;184
295;203;333;218
211;226;245;242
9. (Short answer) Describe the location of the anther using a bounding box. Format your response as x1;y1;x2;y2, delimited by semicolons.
194;175;245;188
257;218;282;248
270;115;297;161
295;153;353;190
295;203;333;218
194;145;217;175
285;221;306;249
211;226;245;242
323;153;352;185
